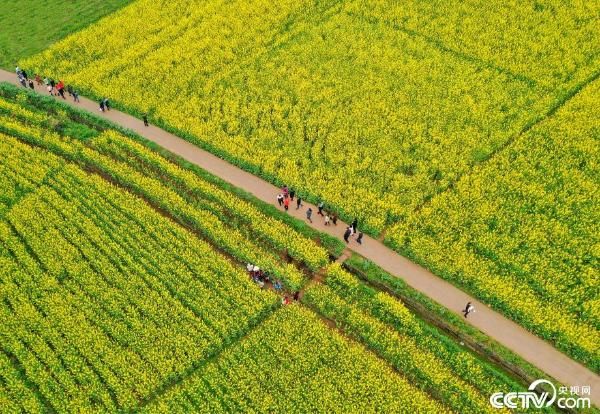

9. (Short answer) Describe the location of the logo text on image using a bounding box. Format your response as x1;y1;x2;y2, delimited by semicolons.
490;379;592;410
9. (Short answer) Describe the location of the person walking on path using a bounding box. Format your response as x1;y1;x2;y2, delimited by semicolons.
34;74;42;86
56;81;66;99
296;196;302;209
18;74;26;88
463;302;475;318
99;99;105;112
351;218;358;233
324;213;330;226
306;208;313;223
356;232;364;244
103;97;111;111
282;185;288;198
72;89;80;102
277;194;284;207
289;189;295;201
143;114;149;126
27;79;34;90
331;214;338;225
20;70;28;80
344;227;352;243
318;201;324;216
284;196;290;211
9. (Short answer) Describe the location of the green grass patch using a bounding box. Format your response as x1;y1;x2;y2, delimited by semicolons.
0;0;131;69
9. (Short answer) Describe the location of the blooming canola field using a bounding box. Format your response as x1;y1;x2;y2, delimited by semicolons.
1;85;552;413
20;0;600;371
25;0;599;233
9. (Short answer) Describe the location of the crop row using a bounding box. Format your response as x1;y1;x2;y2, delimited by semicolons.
302;264;543;413
0;94;330;289
0;136;279;411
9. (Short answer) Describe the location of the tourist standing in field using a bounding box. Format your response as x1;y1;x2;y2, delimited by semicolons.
463;302;475;318
344;227;352;243
306;208;313;223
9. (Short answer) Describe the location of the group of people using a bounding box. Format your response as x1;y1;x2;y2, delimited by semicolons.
277;185;364;245
16;66;81;102
246;263;271;288
15;66;154;127
245;263;300;305
343;218;363;244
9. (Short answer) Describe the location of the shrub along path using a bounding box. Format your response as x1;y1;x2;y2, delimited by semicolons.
2;70;598;405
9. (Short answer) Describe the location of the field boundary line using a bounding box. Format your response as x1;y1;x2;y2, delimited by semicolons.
130;305;282;412
346;11;538;87
411;66;600;215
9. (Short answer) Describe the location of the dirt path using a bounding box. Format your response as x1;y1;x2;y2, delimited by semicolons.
3;71;598;405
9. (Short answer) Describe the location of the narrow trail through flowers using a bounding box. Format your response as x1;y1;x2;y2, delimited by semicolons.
2;71;598;404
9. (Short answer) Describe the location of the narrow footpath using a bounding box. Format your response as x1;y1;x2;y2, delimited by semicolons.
2;71;598;404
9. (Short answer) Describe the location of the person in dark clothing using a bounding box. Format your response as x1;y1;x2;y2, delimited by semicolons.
49;79;55;89
343;227;352;243
356;232;364;244
143;114;149;126
66;85;73;96
293;291;300;301
289;189;295;201
28;79;34;90
296;197;302;209
99;99;105;112
20;70;28;80
103;98;110;111
317;201;324;216
462;302;475;318
306;208;313;223
331;214;338;225
351;218;358;233
277;194;284;206
72;90;80;102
